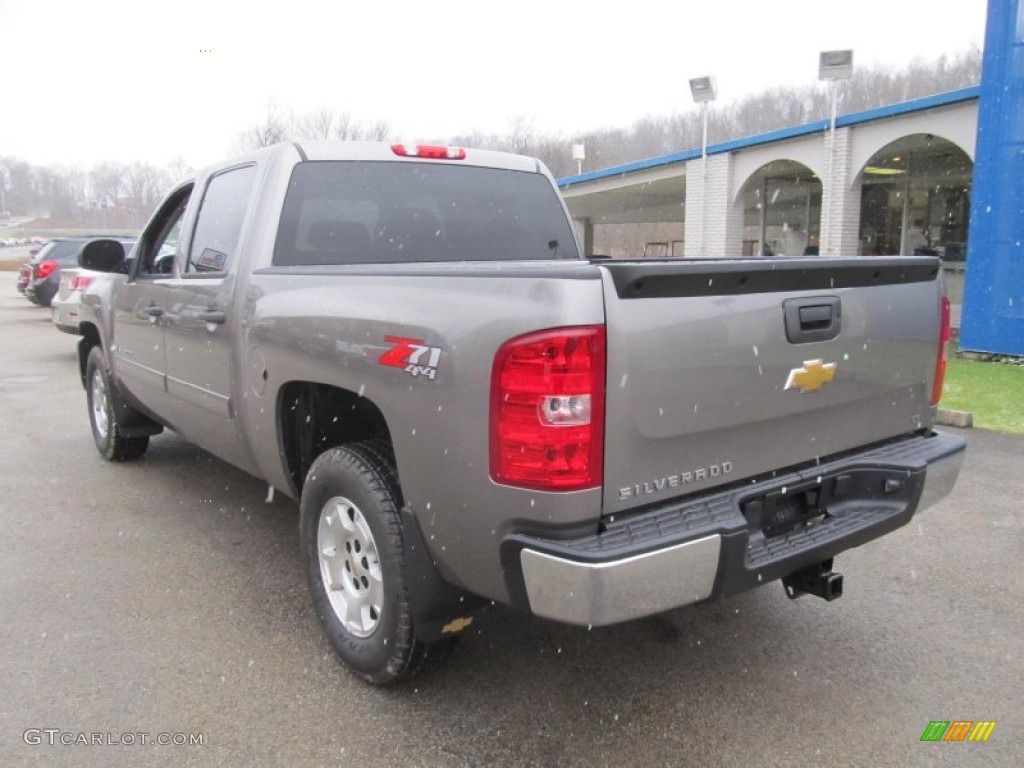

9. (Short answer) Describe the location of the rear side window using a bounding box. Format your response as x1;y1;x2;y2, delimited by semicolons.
187;165;257;274
273;161;579;266
35;240;81;264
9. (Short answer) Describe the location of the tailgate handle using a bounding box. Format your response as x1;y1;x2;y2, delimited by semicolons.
783;296;841;343
799;305;833;329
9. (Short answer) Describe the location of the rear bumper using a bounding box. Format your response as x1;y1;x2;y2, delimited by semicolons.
26;281;57;307
917;438;964;511
519;535;723;626
506;430;965;626
51;296;82;335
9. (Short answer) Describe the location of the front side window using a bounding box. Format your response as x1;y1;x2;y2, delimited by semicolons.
273;161;579;266
136;187;191;277
187;165;258;274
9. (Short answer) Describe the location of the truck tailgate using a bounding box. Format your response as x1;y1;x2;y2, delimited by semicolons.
600;257;944;515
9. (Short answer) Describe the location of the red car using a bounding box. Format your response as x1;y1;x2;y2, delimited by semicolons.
15;248;39;293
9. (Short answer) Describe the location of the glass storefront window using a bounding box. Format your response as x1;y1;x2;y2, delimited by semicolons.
741;161;822;257
859;135;972;261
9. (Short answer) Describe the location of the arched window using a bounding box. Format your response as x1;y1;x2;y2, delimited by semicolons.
858;134;972;260
739;161;822;257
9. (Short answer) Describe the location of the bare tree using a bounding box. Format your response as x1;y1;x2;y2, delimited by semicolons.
295;107;335;140
124;163;171;225
90;162;124;208
332;112;357;140
41;165;87;218
447;130;493;149
166;155;193;183
507;115;537;155
0;157;40;215
331;116;393;142
364;119;391;142
234;101;290;152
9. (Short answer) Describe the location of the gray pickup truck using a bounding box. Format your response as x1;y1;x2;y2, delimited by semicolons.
75;141;965;684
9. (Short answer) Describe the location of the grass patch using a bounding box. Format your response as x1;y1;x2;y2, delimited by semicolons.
941;353;1024;434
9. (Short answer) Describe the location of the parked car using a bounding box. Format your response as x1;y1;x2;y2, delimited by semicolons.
53;252;136;335
52;267;99;333
25;236;134;307
15;246;41;293
16;262;32;294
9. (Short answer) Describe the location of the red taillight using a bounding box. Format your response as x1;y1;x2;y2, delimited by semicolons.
490;326;606;491
932;295;951;405
71;275;95;291
35;260;58;279
391;143;466;160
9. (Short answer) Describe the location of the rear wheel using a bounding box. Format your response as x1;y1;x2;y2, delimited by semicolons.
85;346;149;461
300;442;457;685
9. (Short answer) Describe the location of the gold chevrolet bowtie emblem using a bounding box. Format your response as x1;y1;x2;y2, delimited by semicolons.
785;359;837;393
441;617;474;634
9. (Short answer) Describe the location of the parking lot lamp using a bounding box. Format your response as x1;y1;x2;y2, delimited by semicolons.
572;143;586;175
689;76;717;256
818;49;854;256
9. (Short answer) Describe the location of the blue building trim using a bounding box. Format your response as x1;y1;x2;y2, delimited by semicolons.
960;0;1024;355
558;87;980;189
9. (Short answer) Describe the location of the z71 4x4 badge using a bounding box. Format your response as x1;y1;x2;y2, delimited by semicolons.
379;335;443;380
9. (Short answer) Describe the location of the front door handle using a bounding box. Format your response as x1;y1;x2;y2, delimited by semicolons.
200;309;227;325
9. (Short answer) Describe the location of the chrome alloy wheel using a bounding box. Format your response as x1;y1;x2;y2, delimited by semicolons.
91;367;110;439
317;496;384;638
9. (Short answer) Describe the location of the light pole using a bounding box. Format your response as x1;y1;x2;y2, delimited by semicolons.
818;49;853;256
689;75;717;256
571;143;586;175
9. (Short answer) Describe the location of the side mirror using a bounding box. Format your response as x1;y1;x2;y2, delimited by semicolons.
79;239;126;272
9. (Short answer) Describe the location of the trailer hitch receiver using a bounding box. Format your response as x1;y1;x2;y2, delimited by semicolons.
782;558;843;601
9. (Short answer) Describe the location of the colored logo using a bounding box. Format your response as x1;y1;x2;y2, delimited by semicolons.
784;359;837;393
920;720;997;742
379;336;443;380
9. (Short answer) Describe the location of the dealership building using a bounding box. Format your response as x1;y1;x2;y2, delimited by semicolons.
557;0;1023;356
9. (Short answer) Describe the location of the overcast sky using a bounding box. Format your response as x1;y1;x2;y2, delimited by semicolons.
0;0;988;171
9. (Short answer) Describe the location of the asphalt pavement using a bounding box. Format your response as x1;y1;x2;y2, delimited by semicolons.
0;280;1020;767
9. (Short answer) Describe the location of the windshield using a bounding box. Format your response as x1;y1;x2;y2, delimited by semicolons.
273;161;579;266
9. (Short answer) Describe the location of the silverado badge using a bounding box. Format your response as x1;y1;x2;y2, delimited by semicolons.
785;359;837;393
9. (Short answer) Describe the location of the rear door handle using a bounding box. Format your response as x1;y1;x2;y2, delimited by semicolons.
200;309;227;325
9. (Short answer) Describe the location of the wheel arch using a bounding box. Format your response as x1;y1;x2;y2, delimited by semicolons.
277;381;393;496
78;323;102;389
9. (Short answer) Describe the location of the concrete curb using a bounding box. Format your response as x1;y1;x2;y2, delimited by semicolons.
936;408;974;428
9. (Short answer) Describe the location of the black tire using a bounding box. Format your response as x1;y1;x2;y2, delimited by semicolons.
85;346;149;461
300;442;457;685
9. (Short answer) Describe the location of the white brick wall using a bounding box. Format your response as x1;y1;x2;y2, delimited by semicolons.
685;153;742;257
820;127;861;256
683;129;864;258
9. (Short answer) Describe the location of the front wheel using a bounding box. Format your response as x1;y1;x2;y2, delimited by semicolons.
300;442;457;685
85;346;149;461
